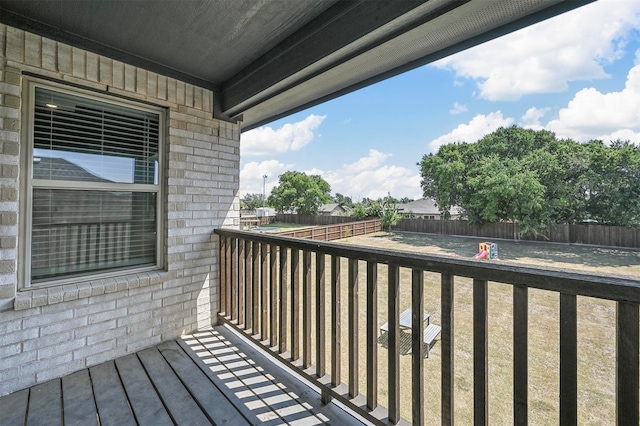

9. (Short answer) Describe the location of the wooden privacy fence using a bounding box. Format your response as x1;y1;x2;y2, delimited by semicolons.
276;214;640;249
276;213;362;226
277;219;381;241
392;220;640;249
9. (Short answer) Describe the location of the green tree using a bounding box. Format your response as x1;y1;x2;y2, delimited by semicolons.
350;199;383;219
418;126;640;233
585;139;640;227
267;171;332;215
240;193;266;210
380;195;402;231
350;203;369;220
333;193;354;207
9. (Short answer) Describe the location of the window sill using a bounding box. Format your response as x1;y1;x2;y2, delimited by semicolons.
14;270;170;311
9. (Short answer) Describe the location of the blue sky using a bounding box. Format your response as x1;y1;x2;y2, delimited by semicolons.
240;0;640;201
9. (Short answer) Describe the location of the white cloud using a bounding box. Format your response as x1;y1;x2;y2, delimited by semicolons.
449;102;468;115
240;114;326;156
240;150;422;201
520;107;550;130
239;160;291;197
546;64;640;142
427;112;514;153
308;150;422;200
433;0;640;100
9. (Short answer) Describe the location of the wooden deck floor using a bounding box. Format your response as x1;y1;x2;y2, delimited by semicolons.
0;326;362;425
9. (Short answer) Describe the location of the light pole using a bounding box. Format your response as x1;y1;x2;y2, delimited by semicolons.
262;175;267;208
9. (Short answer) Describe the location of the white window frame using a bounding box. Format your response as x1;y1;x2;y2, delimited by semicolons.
19;78;165;289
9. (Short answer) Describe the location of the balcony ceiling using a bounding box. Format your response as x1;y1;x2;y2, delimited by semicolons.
0;0;594;130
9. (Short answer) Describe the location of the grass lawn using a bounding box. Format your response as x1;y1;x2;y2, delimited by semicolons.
308;232;638;424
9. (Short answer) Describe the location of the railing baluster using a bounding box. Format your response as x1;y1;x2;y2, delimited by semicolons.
238;239;247;328
388;264;400;424
219;236;227;316
279;246;288;353
348;258;359;398
412;269;425;426
473;278;488;426
366;261;378;411
230;238;238;322
513;285;528;425
214;228;640;426
291;248;300;361
270;244;278;347
252;241;260;334
616;301;639;426
560;293;577;426
245;243;251;328
331;255;341;387
303;250;312;369
441;273;454;426
316;253;326;377
261;243;268;340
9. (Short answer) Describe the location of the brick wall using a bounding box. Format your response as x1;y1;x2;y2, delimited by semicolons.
0;24;240;395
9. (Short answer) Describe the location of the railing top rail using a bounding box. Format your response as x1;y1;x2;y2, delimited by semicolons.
214;227;640;304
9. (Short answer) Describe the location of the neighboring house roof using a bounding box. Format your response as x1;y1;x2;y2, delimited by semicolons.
319;204;350;214
397;198;461;217
33;157;112;182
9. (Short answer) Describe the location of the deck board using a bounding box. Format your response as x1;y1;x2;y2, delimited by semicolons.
114;354;173;426
26;379;62;426
137;347;211;425
61;369;99;426
0;325;362;426
157;340;251;426
0;388;28;425
90;361;136;426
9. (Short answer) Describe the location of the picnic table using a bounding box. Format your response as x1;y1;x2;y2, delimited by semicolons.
379;308;441;358
379;308;430;335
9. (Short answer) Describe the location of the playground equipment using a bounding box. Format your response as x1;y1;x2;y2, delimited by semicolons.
474;242;498;260
473;250;488;259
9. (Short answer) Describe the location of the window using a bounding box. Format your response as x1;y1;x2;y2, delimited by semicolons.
22;80;163;286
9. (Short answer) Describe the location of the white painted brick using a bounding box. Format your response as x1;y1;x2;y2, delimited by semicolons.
2;327;38;345
0;342;20;358
88;307;126;324
23;309;73;328
116;310;152;327
86;326;127;346
20;352;72;377
73;300;116;318
1;354;32;378
74;319;117;339
115;291;151;308
40;317;87;336
73;339;114;360
76;282;92;299
0;25;232;396
23;330;73;352
0;318;21;334
127;298;161;315
37;336;86;360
